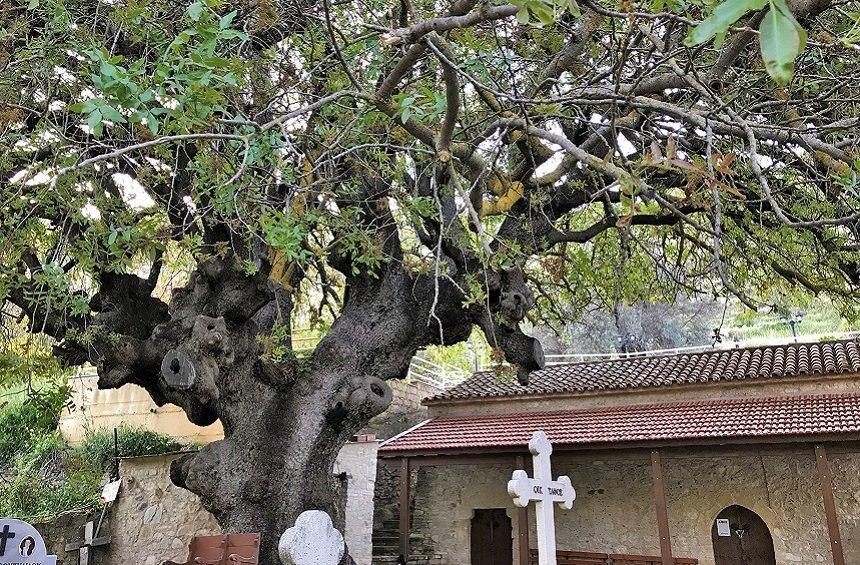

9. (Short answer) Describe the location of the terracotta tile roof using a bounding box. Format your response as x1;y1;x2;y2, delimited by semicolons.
380;394;860;454
427;339;860;403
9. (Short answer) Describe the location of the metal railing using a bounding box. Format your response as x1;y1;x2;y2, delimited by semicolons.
406;355;470;389
544;330;860;366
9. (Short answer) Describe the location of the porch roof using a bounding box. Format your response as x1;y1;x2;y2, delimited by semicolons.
380;393;860;455
426;339;860;404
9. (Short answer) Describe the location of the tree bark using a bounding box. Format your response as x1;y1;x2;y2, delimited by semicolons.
159;285;400;564
170;362;372;565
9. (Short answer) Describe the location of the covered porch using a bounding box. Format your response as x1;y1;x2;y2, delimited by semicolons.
378;394;859;565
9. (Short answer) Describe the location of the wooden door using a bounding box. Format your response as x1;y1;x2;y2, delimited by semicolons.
471;509;513;565
711;505;775;565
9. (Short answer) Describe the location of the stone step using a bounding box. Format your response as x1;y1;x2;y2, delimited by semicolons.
372;541;428;552
372;530;427;542
373;544;400;553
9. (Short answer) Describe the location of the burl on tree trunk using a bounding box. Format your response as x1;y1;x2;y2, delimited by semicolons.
52;244;542;565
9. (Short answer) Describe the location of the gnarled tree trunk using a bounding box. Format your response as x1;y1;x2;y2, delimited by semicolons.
170;363;372;564
55;243;538;565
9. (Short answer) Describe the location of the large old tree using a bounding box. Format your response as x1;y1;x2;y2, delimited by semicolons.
1;0;858;559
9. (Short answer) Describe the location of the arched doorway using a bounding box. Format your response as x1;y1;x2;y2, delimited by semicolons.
711;505;776;565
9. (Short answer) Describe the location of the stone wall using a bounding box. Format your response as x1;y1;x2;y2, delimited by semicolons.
33;511;100;565
829;452;860;565
365;379;439;440
108;454;221;565
107;439;378;565
410;446;855;565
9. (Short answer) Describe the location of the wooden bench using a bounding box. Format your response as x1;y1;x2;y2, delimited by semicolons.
163;533;261;565
529;549;698;565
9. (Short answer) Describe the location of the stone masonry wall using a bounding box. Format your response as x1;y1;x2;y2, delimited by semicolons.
829;451;860;565
108;439;378;565
365;379;439;440
412;447;854;565
108;454;220;565
334;439;379;565
33;511;101;565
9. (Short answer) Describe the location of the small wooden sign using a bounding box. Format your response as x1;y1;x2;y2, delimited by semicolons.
0;519;57;564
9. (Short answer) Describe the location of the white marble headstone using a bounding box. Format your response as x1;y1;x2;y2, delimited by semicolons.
0;518;57;565
278;510;345;565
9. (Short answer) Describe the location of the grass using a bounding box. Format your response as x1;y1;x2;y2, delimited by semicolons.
724;302;858;342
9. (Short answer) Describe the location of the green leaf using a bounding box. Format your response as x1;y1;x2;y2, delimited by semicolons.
759;0;807;84
27;0;39;10
516;7;530;24
146;113;160;136
568;0;581;17
532;1;555;25
67;101;96;113
219;10;237;29
98;104;127;124
86;109;103;137
684;0;767;46
99;60;117;79
187;1;204;21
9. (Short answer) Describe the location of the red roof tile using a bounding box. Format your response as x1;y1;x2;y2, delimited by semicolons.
427;339;860;403
380;394;860;454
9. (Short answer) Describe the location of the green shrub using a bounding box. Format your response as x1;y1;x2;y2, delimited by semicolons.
0;381;69;467
0;361;184;521
0;431;101;522
77;425;184;470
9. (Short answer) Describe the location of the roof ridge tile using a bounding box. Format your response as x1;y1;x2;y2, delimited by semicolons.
428;338;860;403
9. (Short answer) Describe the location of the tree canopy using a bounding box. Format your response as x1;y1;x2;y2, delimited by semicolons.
2;0;859;560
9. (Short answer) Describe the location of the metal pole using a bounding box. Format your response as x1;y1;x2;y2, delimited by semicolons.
113;427;119;480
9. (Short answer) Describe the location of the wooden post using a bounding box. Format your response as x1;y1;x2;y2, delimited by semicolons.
815;445;845;565
516;454;531;565
399;457;411;562
650;450;673;565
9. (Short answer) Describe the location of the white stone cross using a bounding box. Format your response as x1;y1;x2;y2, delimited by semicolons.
507;430;576;565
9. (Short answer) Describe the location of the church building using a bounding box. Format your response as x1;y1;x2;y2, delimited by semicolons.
378;339;860;565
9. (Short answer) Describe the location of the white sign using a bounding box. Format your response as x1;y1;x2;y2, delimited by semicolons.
100;480;121;504
716;518;731;537
0;519;57;565
507;431;576;565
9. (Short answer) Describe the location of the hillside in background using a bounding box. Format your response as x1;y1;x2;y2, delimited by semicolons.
419;297;860;372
